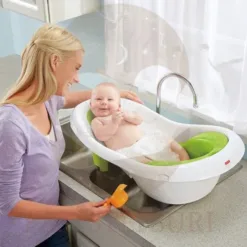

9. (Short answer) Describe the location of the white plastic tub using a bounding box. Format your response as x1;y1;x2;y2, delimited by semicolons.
70;99;245;204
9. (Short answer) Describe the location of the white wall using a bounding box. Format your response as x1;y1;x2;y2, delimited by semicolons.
0;8;15;57
0;7;106;86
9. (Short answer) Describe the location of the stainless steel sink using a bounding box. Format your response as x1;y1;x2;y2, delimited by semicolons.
60;122;243;227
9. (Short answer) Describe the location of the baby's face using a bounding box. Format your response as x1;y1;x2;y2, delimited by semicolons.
90;86;120;117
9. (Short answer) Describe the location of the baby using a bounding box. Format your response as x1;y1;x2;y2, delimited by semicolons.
90;82;190;163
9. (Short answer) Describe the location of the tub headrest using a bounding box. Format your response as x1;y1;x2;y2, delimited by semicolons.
87;109;95;123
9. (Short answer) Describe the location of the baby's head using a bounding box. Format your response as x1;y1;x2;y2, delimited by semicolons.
90;82;120;117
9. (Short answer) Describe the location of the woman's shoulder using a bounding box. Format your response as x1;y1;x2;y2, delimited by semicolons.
46;95;65;112
0;104;27;134
0;105;27;162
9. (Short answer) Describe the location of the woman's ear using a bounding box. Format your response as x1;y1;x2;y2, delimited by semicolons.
50;54;59;72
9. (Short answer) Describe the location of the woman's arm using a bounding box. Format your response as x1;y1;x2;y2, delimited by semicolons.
63;89;143;108
9;199;110;222
9;200;76;219
63;90;92;108
0;121;110;222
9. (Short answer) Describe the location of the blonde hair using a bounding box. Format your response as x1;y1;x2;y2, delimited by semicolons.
1;24;84;106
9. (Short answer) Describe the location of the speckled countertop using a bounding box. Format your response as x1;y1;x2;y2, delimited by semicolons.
59;159;247;247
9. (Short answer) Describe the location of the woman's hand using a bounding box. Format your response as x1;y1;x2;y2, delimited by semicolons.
120;90;143;104
74;199;111;222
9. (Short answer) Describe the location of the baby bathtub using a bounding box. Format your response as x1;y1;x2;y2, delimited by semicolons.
70;99;245;204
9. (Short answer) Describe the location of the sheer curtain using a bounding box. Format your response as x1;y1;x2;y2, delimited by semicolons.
103;0;247;135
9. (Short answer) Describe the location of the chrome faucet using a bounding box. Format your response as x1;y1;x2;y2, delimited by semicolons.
156;72;198;113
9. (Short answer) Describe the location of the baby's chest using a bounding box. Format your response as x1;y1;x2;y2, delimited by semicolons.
117;122;138;133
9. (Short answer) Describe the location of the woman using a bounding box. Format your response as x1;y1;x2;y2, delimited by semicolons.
0;24;142;247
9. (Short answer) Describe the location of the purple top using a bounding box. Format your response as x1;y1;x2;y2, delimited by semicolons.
0;96;67;247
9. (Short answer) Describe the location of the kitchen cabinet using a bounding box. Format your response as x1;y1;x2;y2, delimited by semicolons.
76;231;99;247
2;0;100;23
67;224;99;247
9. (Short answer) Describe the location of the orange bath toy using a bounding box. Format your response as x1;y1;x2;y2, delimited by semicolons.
104;184;128;208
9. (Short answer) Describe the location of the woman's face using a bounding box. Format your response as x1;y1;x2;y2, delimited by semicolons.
53;50;83;96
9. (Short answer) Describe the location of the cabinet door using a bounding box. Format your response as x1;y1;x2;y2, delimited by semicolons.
2;0;48;21
48;0;100;23
76;231;99;247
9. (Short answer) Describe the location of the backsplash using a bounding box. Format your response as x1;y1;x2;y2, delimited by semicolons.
0;9;15;56
0;7;105;72
0;7;106;98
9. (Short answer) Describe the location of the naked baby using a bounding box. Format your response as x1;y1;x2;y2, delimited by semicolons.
90;82;190;163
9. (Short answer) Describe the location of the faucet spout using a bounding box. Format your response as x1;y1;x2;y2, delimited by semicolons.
156;73;198;114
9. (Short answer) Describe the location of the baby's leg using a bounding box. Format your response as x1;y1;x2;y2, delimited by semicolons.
170;140;190;161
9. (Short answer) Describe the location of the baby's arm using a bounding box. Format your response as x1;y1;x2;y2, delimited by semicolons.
123;111;143;125
91;117;120;142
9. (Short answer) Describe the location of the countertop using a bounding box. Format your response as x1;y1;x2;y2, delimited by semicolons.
59;158;247;247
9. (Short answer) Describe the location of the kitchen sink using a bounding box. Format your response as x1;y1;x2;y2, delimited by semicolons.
60;122;243;227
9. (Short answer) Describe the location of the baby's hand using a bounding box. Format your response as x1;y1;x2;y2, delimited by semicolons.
112;110;124;125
